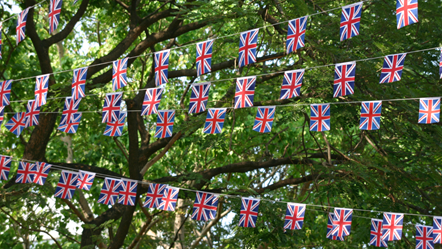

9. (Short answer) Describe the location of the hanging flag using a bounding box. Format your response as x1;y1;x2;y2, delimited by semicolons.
102;92;122;123
396;0;418;29
280;69;304;100
155;110;175;138
59;97;81;125
58;113;82;133
0;80;12;107
15;162;35;184
118;179;138;206
35;74;49;107
76;170;96;191
340;2;362;41
239;197;260;228
196;40;213;76
159;187;179;211
48;0;62;34
360;101;382;130
5;112;28;136
234;76;256;109
154;50;170;86
333;61;356;97
253;106;275;133
331;208;353;237
0;22;2;59
415;225;433;249
327;213;345;241
0;155;12;181
188;82;210;114
0;107;3;126
209;195;219;219
191;192;217;221
381;212;404;241
284;203;306;230
25;100;40;127
439;50;442;79
238;29;258;67
32;162;51;186
16;8;30;45
418;98;440;124
310;104;330;132
104;112;126;137
71;67;87;100
286;16;307;54
54;170;78;199
97;178;122;205
204;108;227;134
112;58;128;91
379;53;406;83
141;88;163;116
143;183;167;209
370;219;388;247
434;216;442;244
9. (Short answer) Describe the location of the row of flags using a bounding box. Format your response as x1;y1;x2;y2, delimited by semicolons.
0;155;440;248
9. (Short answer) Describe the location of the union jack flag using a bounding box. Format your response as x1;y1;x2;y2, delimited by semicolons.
418;98;440;124
71;67;87;100
102;92;122;123
380;53;407;83
141;88;163;116
35;74;49;107
310;104;330;132
416;225;433;249
280;69;304;100
234;76;256;109
209;195;219;219
189;82;210;114
0;155;12;181
48;0;62;34
54;170;78;199
196;40;213;76
16;8;29;45
97;178;122;205
0;22;2;59
5;112;28;136
370;219;388;247
360;101;382;130
326;213;345;241
0;80;12;107
396;0;418;29
58;113;82;133
253;106;275;133
112;58;128;91
155;110;175;138
239;197;260;228
331;208;353;237
32;162;51;186
143;183;167;208
433;216;442;244
104;112;126;137
204;108;227;134
154;50;170;86
118;179;138;206
0;107;3;125
286;16;307;54
59;97;81;126
439;50;442;79
333;61;356;97
382;212;404;241
284;203;306;230
76;170;96;191
159;187;179;211
239;29;258;67
340;2;362;41
25;100;40;127
15;162;35;184
191;192;218;221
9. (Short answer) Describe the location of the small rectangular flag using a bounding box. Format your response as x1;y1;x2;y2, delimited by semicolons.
234;76;256;109
5;112;28;136
102;92;122;123
286;16;307;54
48;0;62;34
59;97;81;127
0;80;12;107
143;183;167;209
310;104;330;132
333;61;356;97
0;155;12;181
141;87;163;116
58;113;82;133
253;106;275;133
104;112;126;137
112;58;128;91
284;203;306;230
35;74;49;107
370;219;388;247
418;98;440;124
191;192;217;221
118;179;138;206
360;101;382;130
25;100;40;127
204;108;227;134
155;110;175;138
415;225;433;249
76;170;96;191
32;162;51;186
16;8;30;44
196;40;213;76
280;69;304;100
238;29;258;67
396;0;418;29
332;208;353;237
154;50;170;86
327;213;345;241
16;162;35;184
433;216;442;244
159;187;179;211
239;197;260;228
340;2;362;41
189;82;210;114
98;178;122;205
54;170;78;199
382;212;404;241
71;67;87;100
380;53;406;83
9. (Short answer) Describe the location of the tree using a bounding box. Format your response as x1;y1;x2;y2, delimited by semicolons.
1;0;442;248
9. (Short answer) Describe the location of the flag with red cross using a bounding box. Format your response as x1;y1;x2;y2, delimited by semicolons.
76;170;96;191
48;0;62;34
143;183;167;209
54;170;78;199
159;187;179;211
196;40;213;76
102;92;122;123
32;162;52;186
280;69;304;100
286;16;307;54
25;100;40;128
396;0;418;29
340;2;362;41
0;155;12;181
98;178;122;205
112;58;128;91
118;179;138;206
16;8;30;45
284;203;306;230
141;87;163;116
15;162;35;184
238;29;258;67
154;50;170;86
0;80;12;107
188;82;210;114
238;197;260;228
5;112;28;136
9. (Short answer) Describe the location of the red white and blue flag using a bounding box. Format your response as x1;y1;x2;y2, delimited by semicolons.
0;107;3;126
284;203;306;230
189;82;210;114
76;170;96;191
416;225;433;249
238;29;258;67
15;162;35;184
433;216;442;244
5;112;28;136
196;40;213;76
370;219;388;247
280;69;304;100
204;108;227;134
118;179;138;206
16;8;29;45
48;0;62;34
286;16;307;54
360;101;382;130
141;88;163;116
331;208;353;237
0;155;12;181
97;178;122;205
104;112;126;137
102;92;122;123
396;0;418;29
310;104;330;132
333;61;356;97
159;187;179;211
155;110;175;138
191;192;218;221
25;100;40;127
58;113;82;134
154;50;170;86
253;106;275;133
327;213;345;241
71;67;87;100
382;212;404;241
340;2;362;41
112;58;128;91
418;98;440;124
54;170;78;199
143;183;167;209
234;76;256;109
0;80;12;107
58;97;81;128
239;197;260;228
32;162;51;186
35;74;49;107
380;53;406;83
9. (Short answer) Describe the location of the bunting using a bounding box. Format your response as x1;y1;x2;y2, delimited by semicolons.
76;170;96;191
418;98;440;124
35;74;49;107
286;16;307;54
15;162;35;184
191;192;218;221
340;2;362;41
239;198;259;228
280;69;304;100
155;110;175;138
196;40;213;76
327;213;345;241
32;162;51;186
234;76;256;109
0;80;12;107
380;53;406;83
189;82;210;114
102;92;122;123
104;113;126;137
0;107;3;126
396;0;418;29
58;113;82;133
159;187;179;211
141;88;163;116
204;108;227;134
54;170;78;199
360;101;382;130
310;104;330;132
98;178;121;205
154;50;170;86
382;212;404;241
370;219;388;247
16;8;29;45
333;61;356;97
238;29;258;67
415;225;433;249
25;100;40;127
434;216;442;244
71;67;87;100
332;208;353;237
143;183;167;209
0;155;11;181
48;0;62;34
112;58;128;91
253;106;275;133
439;50;442;79
284;203;306;230
5;112;27;136
118;179;137;206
